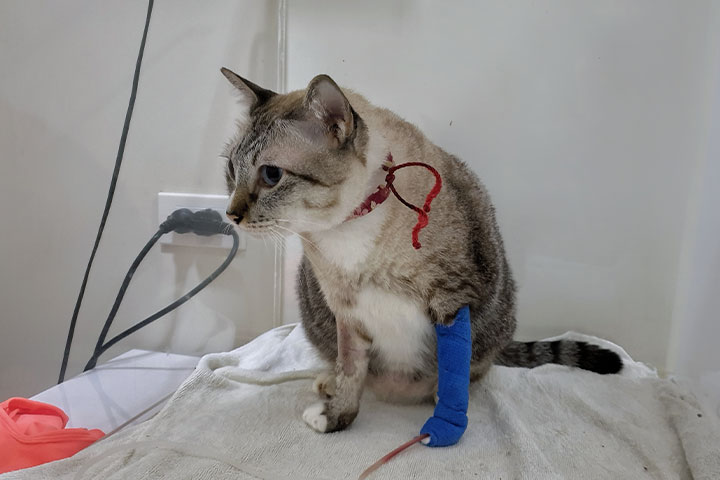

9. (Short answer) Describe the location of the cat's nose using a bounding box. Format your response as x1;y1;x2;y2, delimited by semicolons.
227;189;248;225
226;211;243;224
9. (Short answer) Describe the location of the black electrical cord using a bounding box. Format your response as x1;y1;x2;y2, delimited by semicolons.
58;0;154;383
83;208;239;372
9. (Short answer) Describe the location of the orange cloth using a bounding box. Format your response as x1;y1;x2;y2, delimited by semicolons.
0;397;104;473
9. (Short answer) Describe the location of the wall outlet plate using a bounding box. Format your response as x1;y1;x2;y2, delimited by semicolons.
157;192;245;250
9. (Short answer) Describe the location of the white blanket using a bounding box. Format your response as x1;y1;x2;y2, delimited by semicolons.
4;325;719;479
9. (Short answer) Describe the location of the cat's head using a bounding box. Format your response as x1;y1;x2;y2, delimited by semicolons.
220;68;370;236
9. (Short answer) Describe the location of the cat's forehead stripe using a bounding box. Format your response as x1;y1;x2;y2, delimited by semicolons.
234;91;306;161
235;124;273;166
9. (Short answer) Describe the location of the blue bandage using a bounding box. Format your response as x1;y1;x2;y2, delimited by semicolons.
419;305;471;447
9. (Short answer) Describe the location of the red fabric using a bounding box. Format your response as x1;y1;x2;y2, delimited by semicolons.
383;154;443;249
348;153;443;250
0;398;104;473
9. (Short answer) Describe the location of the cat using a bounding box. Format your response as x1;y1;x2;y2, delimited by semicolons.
219;67;622;434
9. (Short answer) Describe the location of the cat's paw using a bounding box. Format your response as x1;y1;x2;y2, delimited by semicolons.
302;400;359;433
302;401;329;432
312;372;336;398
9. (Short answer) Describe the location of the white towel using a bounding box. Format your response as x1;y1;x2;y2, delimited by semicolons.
3;324;718;479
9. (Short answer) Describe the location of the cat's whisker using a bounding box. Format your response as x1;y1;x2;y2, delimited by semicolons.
290;246;330;284
270;230;299;270
273;224;322;253
275;219;327;236
273;230;300;261
260;229;269;251
272;223;314;244
269;226;333;281
275;218;326;228
266;225;283;245
268;228;286;251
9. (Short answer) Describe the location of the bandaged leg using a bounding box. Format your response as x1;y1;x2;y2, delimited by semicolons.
420;305;471;447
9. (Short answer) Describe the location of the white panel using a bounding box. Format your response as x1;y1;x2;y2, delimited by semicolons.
669;1;720;406
32;349;199;433
0;0;280;400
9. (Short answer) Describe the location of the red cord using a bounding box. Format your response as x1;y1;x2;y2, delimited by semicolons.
383;154;443;249
358;433;430;479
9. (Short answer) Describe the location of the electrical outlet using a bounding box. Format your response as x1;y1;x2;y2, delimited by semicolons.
157;192;245;250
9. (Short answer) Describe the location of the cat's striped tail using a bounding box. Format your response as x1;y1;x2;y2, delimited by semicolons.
495;340;622;374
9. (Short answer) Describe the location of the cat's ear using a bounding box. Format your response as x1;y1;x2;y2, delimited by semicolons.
304;74;354;145
220;67;276;109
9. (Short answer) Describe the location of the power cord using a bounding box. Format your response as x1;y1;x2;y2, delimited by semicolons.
58;0;155;383
83;208;239;372
57;0;240;380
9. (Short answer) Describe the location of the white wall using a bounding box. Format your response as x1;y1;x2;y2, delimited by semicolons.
283;0;720;371
0;0;280;400
669;1;720;402
3;0;718;404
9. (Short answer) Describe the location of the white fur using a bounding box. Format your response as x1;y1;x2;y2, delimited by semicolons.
312;124;434;373
309;130;391;271
309;127;434;374
313;207;387;271
350;285;435;374
302;401;328;432
363;123;390;172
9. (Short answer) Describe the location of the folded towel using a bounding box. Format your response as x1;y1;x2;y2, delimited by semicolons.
1;324;717;479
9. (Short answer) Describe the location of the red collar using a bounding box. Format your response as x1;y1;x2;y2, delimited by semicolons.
348;155;395;218
346;153;442;249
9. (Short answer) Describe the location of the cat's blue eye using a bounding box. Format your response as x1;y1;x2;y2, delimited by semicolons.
260;165;283;187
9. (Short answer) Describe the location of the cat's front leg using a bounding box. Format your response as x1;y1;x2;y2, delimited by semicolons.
428;291;475;327
312;371;336;398
303;318;370;433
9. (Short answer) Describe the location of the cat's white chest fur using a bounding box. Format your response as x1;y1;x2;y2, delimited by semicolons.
312;208;386;271
311;202;434;373
350;285;435;373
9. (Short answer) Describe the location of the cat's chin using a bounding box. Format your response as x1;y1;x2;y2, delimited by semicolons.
236;221;276;239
